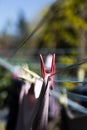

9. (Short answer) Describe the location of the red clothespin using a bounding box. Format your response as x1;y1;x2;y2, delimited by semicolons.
40;54;55;89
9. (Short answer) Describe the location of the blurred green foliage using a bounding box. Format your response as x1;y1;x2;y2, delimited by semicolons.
0;0;87;54
0;0;87;108
36;0;87;49
0;67;11;88
0;66;11;109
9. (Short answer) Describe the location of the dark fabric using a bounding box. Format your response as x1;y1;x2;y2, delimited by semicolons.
5;78;25;130
60;105;87;130
48;95;60;122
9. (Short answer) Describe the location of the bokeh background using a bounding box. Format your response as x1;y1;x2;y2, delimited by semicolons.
0;0;87;130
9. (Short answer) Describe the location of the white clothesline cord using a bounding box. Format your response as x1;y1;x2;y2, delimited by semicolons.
51;90;87;114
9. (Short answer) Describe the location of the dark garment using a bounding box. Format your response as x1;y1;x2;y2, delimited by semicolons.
60;105;87;130
5;78;25;130
48;95;60;122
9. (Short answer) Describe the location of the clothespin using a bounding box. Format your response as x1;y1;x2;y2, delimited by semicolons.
22;66;41;79
40;54;55;89
17;64;42;83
